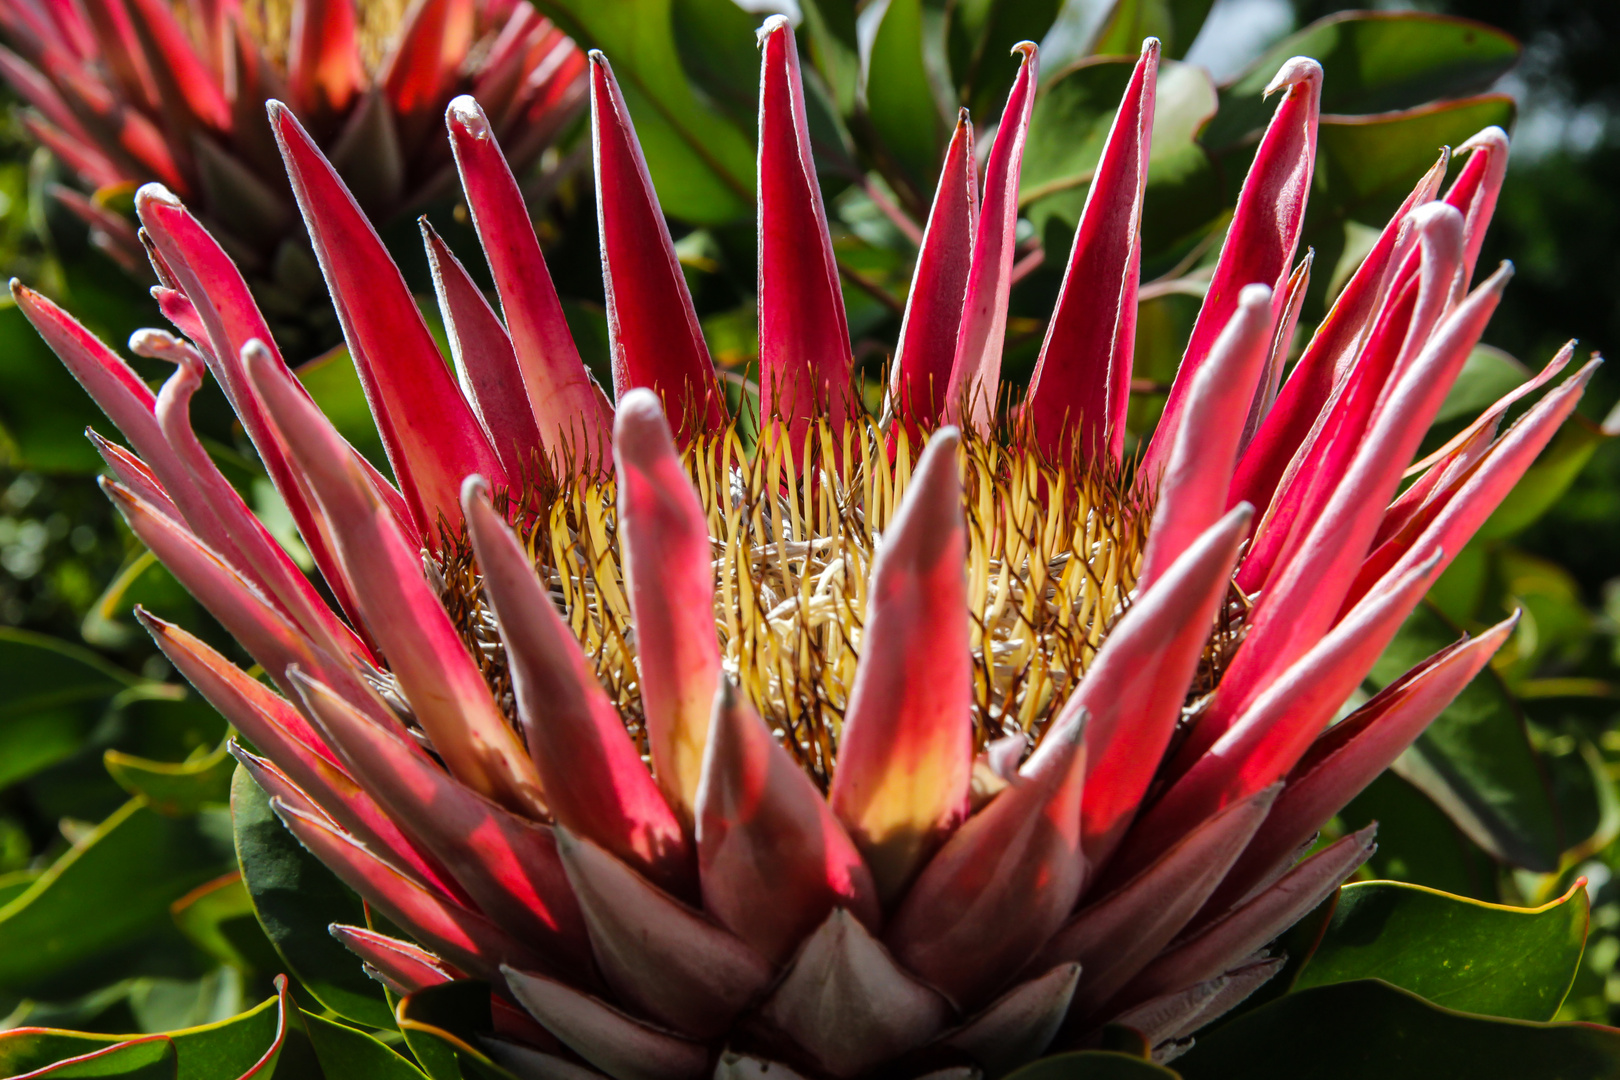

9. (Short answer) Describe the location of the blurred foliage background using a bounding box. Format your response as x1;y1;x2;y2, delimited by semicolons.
0;0;1614;1050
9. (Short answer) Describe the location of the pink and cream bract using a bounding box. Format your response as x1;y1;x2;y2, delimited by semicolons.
0;0;584;286
19;16;1593;1079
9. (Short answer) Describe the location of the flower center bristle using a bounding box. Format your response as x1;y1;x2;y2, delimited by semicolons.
436;421;1182;788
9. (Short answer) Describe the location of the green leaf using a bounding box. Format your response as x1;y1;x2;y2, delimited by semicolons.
1091;0;1215;61
1205;12;1520;152
105;738;236;817
0;981;285;1080
670;0;764;132
0;799;235;998
1312;95;1517;232
300;1009;427;1080
396;982;517;1080
861;0;945;196
1492;549;1596;684
946;0;1063;120
1006;1050;1182;1078
164;980;287;1080
1174;979;1620;1079
1340;771;1498;900
230;765;394;1029
1293;879;1588;1021
170;873;281;977
0;627;141;790
1375;603;1563;873
0;1034;177;1079
531;0;755;224
797;0;861;117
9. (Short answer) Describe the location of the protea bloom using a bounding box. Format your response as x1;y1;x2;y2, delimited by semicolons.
0;0;582;326
18;16;1594;1078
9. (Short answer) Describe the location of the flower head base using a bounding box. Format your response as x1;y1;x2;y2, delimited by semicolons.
21;16;1596;1079
0;0;583;345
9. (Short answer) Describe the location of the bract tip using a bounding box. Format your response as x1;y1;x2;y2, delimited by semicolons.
1263;56;1322;98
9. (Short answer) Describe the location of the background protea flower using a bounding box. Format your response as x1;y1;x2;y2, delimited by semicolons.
16;14;1597;1078
0;0;584;349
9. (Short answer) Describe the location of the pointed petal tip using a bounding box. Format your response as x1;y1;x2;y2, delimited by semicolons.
134;183;181;212
612;387;674;464
132;604;166;634
1141;37;1162;58
1236;283;1274;311
1459;125;1510;156
446;94;488;136
1264;56;1323;97
1407;199;1465;237
757;12;790;43
459;473;491;509
588;49;606;65
1011;40;1037;60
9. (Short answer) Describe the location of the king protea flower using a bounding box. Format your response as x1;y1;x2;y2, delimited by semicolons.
0;0;583;294
17;17;1594;1078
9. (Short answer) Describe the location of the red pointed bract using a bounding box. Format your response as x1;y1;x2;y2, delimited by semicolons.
245;344;545;818
1116;827;1376;1011
830;429;973;903
423;222;543;480
590;53;726;444
1137;284;1273;590
1344;358;1600;610
1046;785;1278;1015
1182;259;1510;765
103;478;327;686
88;434;179;521
463;476;692;895
382;0;474;121
448;94;614;468
1131;551;1443;869
1237;203;1465;594
696;678;880;965
1224;151;1445;518
885;706;1087;1010
269;103;506;537
289;670;592;974
272;799;546;982
1442;126;1509;306
890;111;976;438
1144;57;1321;479
553;828;773;1040
1213;614;1517;910
614;390;724;827
1024;38;1157;466
1077;506;1252;870
1403;341;1573;482
503;966;711;1080
944;41;1038;436
151;345;372;665
332;925;456;994
756;15;854;446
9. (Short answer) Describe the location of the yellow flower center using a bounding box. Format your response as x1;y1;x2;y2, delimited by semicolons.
434;421;1235;789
